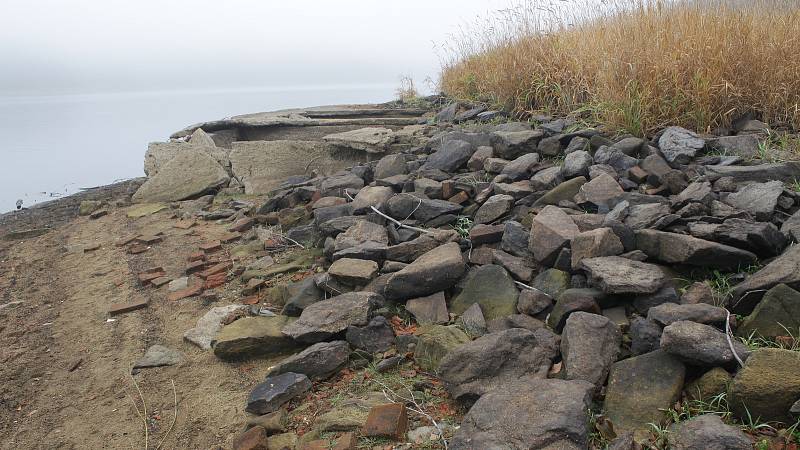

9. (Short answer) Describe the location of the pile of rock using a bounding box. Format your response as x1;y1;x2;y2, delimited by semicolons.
174;104;800;449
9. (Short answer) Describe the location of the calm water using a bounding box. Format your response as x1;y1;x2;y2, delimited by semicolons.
0;84;395;212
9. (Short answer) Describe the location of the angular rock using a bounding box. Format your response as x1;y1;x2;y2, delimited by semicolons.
328;258;379;285
133;149;230;202
604;350;685;438
233;426;268;450
547;288;603;332
533;176;587;207
374;153;411;179
413;325;470;371
630;317;663;356
385;195;462;222
658;126;705;164
363;403;408;439
635;229;757;271
246;372;312;415
685;367;732;401
723;180;784;220
729;348;800;423
439;328;560;401
346;316;395;353
351;186;394;214
660;321;749;367
449;264;518;321
473;194;514;224
333;220;388;253
501;152;540;180
421;139;475;172
708;134;760;159
668;414;752;450
500;221;531;257
738;283;800;339
467;146;493;171
581;256;665;294
384;242;466;301
267;341;350;380
623;203;672;230
133;345;183;369
492;130;544;159
281;277;325;317
561;312;621;387
574;173;623;207
321;173;365;197
281;292;382;343
184;304;249;349
405;292;449;325
570;227;624;270
213;316;298;360
647;303;728;326
710;218;787;258
323;127;395;153
731;244;800;314
485;314;545;333
561;150;592;178
529;205;580;266
705;162;800;183
516;289;553;316
451;378;593;449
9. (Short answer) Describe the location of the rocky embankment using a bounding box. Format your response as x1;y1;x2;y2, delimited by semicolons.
9;100;800;449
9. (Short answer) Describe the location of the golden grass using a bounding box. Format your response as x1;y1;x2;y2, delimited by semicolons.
440;0;800;135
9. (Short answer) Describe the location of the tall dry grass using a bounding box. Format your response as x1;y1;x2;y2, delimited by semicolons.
440;0;800;135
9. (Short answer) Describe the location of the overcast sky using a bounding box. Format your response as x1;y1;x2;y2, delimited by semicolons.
0;0;514;96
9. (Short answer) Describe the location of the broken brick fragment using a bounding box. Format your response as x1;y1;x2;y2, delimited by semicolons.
167;284;204;301
109;298;149;316
362;403;408;440
199;241;222;252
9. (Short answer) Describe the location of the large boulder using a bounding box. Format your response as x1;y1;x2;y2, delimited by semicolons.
660;321;749;367
561;312;621;387
738;284;800;339
450;378;593;449
281;292;382;343
212;316;298;360
438;328;559;402
730;244;800;314
266;341;350;380
634;229;757;271
668;414;752;450
384;243;466;300
729;348;800;423
449;265;518;321
529;205;580;266
604;350;685;439
413;325;470;371
133;149;230;202
581;256;666;294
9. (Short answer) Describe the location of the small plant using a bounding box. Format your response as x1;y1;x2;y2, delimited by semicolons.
395;75;419;103
709;270;736;306
738;325;800;352
788;178;800;193
647;423;670;450
452;216;474;239
739;405;775;435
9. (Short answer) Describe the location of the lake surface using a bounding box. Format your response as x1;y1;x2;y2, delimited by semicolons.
0;84;395;213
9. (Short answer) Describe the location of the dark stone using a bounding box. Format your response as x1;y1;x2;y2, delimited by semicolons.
561;312;621;387
281;292;382;343
346;316;395;353
660;321;749;367
669;414;751;450
547;288;603;332
635;229;757;271
629;317;663;356
384;242;466;301
246;372;312;415
267;341;350;380
421;139;475;172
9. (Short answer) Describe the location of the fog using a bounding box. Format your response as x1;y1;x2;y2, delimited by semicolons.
0;0;512;95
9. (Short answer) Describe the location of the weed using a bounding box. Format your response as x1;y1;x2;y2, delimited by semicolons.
647;422;670;450
708;271;737;306
740;405;776;435
452;216;474;239
788;178;800;193
738;325;800;352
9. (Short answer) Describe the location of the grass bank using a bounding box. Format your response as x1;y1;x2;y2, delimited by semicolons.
440;0;800;135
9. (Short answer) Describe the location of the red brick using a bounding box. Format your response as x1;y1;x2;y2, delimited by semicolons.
233;425;268;450
188;251;206;262
242;278;265;295
332;433;356;450
229;217;255;233
167;284;204;301
186;260;208;274
138;271;166;285
142;266;165;273
199;241;222;252
127;243;149;254
299;441;327;450
115;234;140;247
151;276;171;287
441;180;455;199
645;185;669;196
628;165;648;184
203;272;227;289
108;298;149;316
448;191;470;204
362;403;408;439
219;232;242;243
469;224;505;245
198;261;232;279
241;295;260;305
174;220;196;229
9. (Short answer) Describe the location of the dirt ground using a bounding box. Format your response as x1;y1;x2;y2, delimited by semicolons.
0;193;283;449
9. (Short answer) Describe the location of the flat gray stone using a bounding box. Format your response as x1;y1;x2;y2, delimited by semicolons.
581;256;666;294
133;149;230;202
133;345;183;369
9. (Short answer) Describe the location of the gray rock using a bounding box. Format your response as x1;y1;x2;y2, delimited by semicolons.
574;173;624;207
483;157;509;173
530;166;562;190
450;378;593;450
405;292;449;325
385;194;462;222
485;314;545;333
724;180;784;220
674;181;715;206
581;256;666;294
413;325;471;371
781;209;800;242
474;194;514;224
323;127;395;153
213;316;298;360
668;414;752;450
564;136;590;154
281;277;325;317
710;218;787;258
561;150;592;178
351;186;394;214
533;176;587;207
593;146;638;173
647;303;728;326
492;130;544;159
630;317;663;356
414;178;443;199
267;341;350;380
184;305;250;349
613;137;645;156
281;292;382;343
624;203;672;230
529;205;580;266
346;316;395;353
246;372;312;415
538;135;563;156
459;303;488;337
133;345;183;369
738;283;800;339
384;229;459;263
604;350;685;439
467;146;494;171
328;258;379;285
516;289;553;316
501;221;531;257
731;244;800;314
635;229;757;271
133;149;230;202
422;139;475;172
450;264;518;321
384;242;466;300
708;135;760;159
658;126;705;164
501;153;540;180
561;312;621;387
632;286;680;315
660;321;749;367
570;227;624;270
705;162;800;183
439;328;560;401
374;153;412;179
547;288;603;332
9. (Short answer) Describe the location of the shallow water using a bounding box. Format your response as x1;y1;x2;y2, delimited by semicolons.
0;84;395;212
